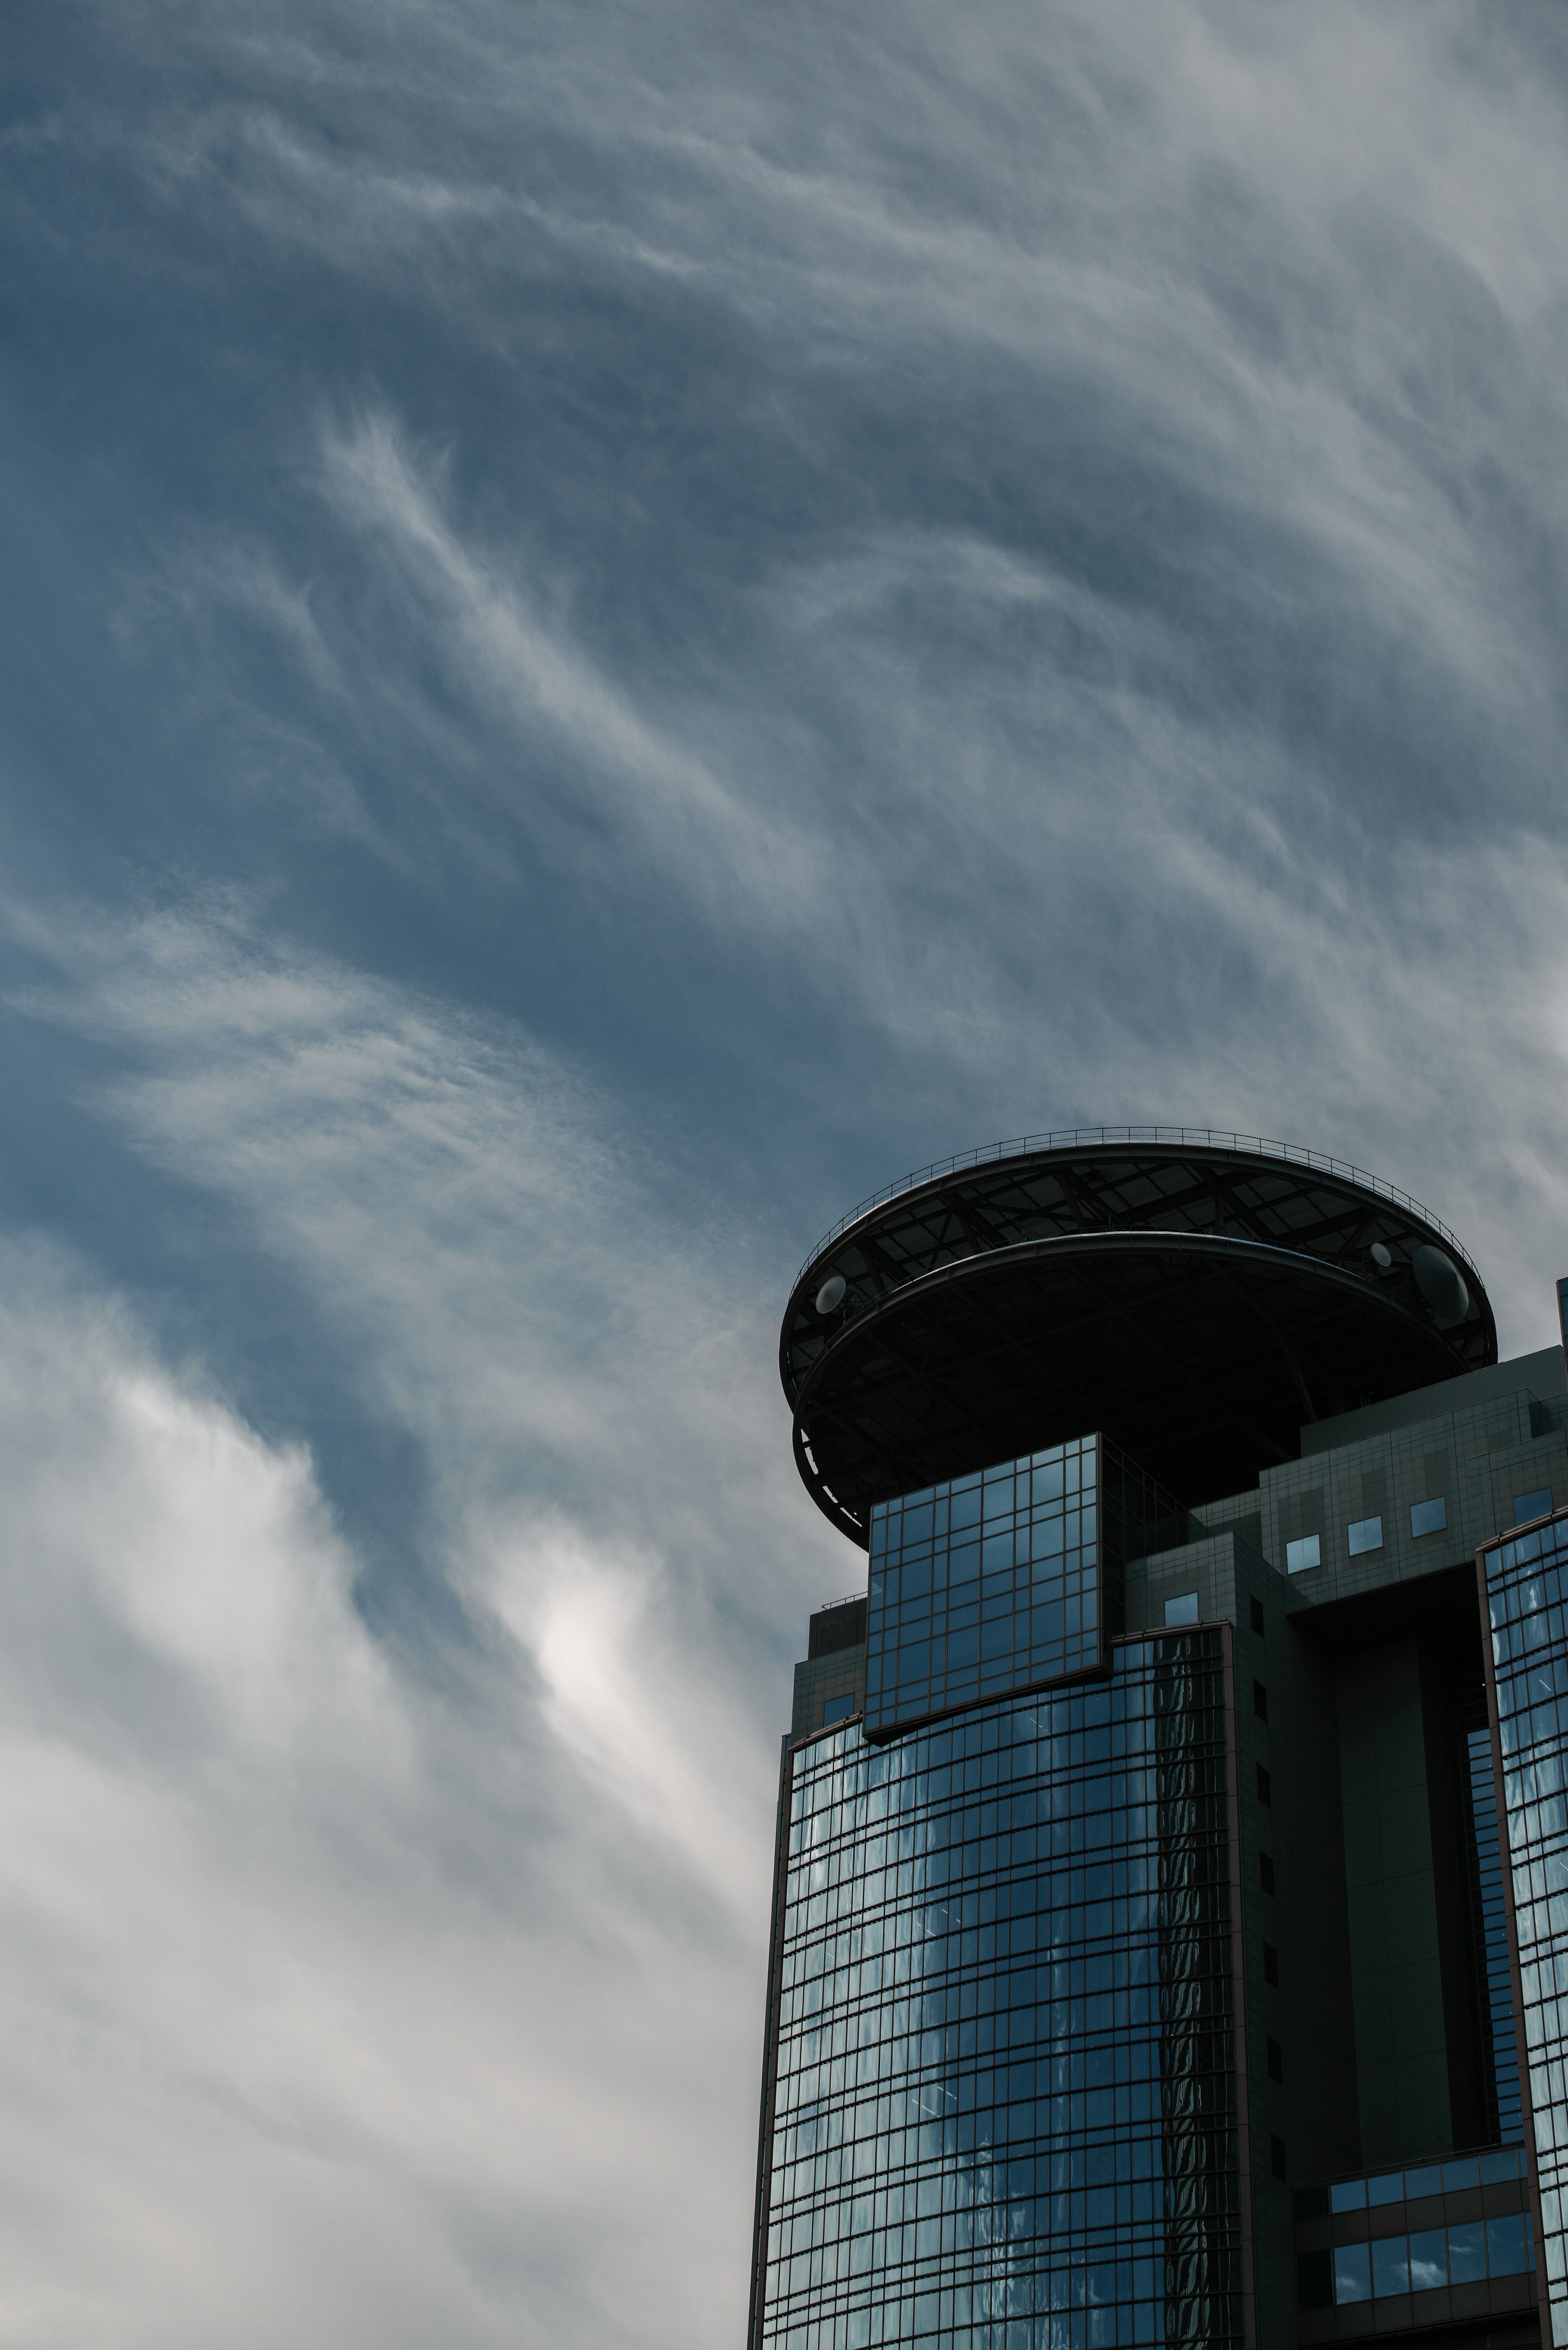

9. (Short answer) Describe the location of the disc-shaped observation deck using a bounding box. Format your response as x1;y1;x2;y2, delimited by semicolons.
781;1129;1495;1542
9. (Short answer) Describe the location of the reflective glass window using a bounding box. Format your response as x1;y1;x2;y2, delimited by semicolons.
1366;2173;1404;2206
759;1633;1242;2350
1330;2177;1367;2212
1515;1488;1553;1527
1446;2221;1486;2284
1483;1510;1568;2334
1164;1590;1198;1625
1403;2165;1443;2199
1410;1496;1447;1537
1285;1534;1320;1574
1487;2214;1530;2276
1333;2243;1372;2303
1407;2228;1446;2291
1370;2236;1409;2296
1348;1514;1383;1556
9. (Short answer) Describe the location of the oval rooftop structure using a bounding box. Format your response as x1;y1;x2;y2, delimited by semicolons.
782;1128;1496;1542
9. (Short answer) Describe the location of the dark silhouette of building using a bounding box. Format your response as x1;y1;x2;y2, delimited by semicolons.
750;1130;1567;2350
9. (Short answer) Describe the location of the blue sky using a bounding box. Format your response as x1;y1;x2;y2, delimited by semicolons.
3;4;1568;2342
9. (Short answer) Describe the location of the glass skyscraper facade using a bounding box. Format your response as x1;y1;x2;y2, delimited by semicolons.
1483;1509;1568;2344
760;1629;1240;2350
756;1131;1568;2350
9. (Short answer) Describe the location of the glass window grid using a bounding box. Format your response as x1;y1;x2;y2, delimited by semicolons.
1483;1510;1568;2347
758;1632;1242;2350
1298;2210;1534;2309
866;1440;1191;1741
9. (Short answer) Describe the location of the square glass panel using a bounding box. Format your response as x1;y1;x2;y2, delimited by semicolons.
1330;2178;1368;2212
1446;2221;1486;2284
1515;1488;1553;1527
1479;2150;1523;2185
1365;2173;1404;2206
1348;1514;1384;1556
1487;2214;1529;2277
1333;2243;1372;2304
822;1695;855;1725
1410;1496;1447;1537
1441;2158;1480;2192
1370;2236;1410;2296
1407;2229;1447;2292
1403;2166;1443;2200
1164;1591;1199;1625
1286;1534;1321;1573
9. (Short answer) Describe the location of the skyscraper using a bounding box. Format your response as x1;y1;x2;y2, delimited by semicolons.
749;1131;1566;2350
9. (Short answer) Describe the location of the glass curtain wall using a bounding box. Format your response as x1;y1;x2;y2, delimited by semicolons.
1482;1508;1568;2346
755;1631;1244;2350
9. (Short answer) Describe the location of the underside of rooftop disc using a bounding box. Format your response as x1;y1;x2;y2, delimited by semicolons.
781;1135;1496;1542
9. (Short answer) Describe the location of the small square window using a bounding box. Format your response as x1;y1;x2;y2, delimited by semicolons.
1250;1595;1265;1635
1348;1514;1383;1556
1267;2036;1283;2082
1164;1590;1199;1625
1515;1488;1553;1528
1260;1852;1275;1894
1263;1943;1278;1986
1253;1679;1269;1721
1410;1496;1447;1538
1271;2134;1287;2181
1257;1764;1272;1807
1285;1534;1320;1573
822;1695;856;1725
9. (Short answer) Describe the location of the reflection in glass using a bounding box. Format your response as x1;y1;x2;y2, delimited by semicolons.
1446;2221;1486;2284
1407;2230;1446;2291
758;1633;1241;2350
1484;1512;1568;2338
1333;2243;1371;2303
1370;2236;1409;2296
1487;2214;1530;2276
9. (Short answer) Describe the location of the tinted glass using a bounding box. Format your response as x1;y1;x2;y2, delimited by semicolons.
1333;2243;1371;2304
1441;2157;1480;2192
1164;1590;1199;1625
1446;2221;1486;2284
1366;2173;1404;2206
1487;2214;1529;2276
1407;2229;1446;2291
1410;1496;1447;1537
1330;2177;1368;2212
760;1634;1243;2350
1370;2236;1408;2296
1403;2165;1443;2199
1484;1510;1568;2336
1285;1534;1320;1574
1347;1514;1383;1556
1515;1489;1553;1527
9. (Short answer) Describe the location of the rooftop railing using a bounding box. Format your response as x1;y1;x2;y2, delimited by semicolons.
798;1124;1465;1284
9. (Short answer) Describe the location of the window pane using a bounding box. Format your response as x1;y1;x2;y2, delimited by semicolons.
1487;2214;1529;2277
1163;1591;1198;1625
1370;2236;1409;2297
1367;2174;1405;2207
1348;1514;1384;1556
1515;1488;1552;1527
1410;1496;1447;1537
1334;2243;1372;2304
1441;2157;1479;2192
1286;1534;1321;1573
1407;2230;1446;2291
1330;2178;1368;2213
1446;2222;1486;2284
1403;2165;1443;2200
